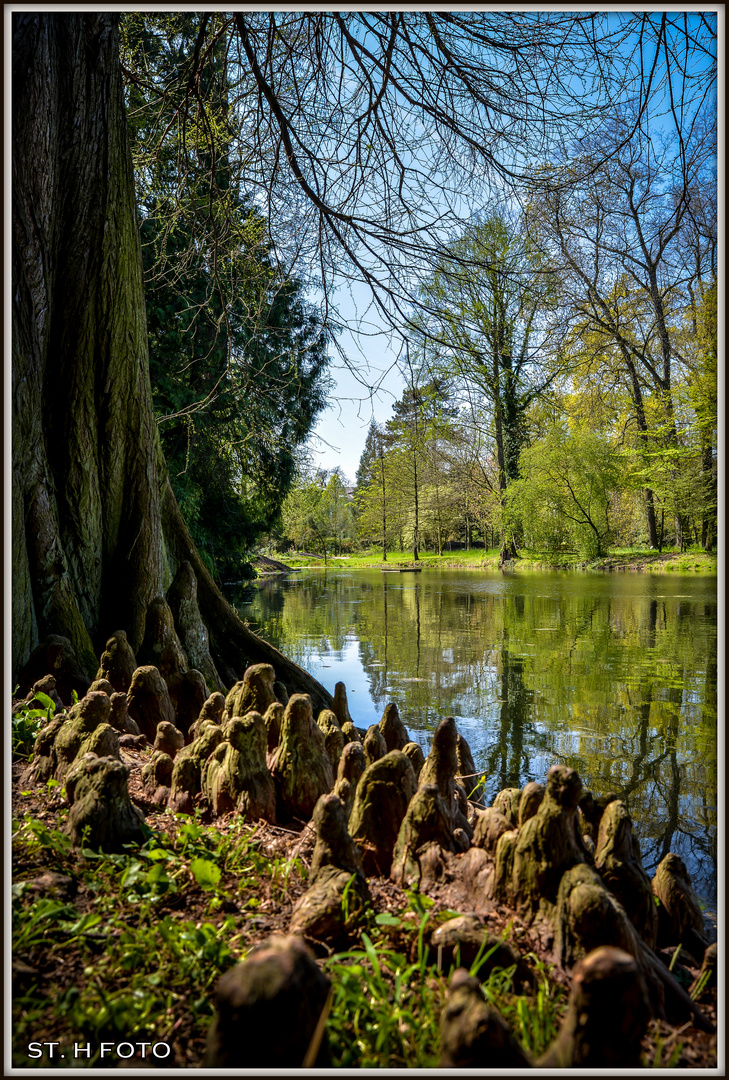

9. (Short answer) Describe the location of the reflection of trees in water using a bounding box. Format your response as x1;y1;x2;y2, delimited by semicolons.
226;569;716;901
481;641;532;796
618;675;717;903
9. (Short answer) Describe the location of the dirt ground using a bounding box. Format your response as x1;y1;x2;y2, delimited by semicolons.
11;753;718;1070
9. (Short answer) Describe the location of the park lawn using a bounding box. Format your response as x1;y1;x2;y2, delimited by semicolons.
266;548;717;574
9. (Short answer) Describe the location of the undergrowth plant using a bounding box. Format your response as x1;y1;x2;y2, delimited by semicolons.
324;926;446;1067
12;690;55;760
482;952;563;1057
11;811;309;1067
322;893;566;1068
13;806;693;1068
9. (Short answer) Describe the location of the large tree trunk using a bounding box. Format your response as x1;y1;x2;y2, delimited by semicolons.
12;13;333;712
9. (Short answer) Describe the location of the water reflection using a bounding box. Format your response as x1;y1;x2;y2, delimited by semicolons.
226;568;717;910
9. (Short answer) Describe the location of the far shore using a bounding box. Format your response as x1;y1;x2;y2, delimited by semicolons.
252;548;718;576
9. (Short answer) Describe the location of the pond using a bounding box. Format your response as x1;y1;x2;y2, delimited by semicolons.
226;567;718;917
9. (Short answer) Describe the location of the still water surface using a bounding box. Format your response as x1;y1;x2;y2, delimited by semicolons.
227;568;717;911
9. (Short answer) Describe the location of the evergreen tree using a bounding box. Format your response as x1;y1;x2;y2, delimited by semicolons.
124;15;332;578
355;421;391;560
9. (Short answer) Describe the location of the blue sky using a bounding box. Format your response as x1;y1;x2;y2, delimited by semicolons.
306;281;406;483
298;9;720;485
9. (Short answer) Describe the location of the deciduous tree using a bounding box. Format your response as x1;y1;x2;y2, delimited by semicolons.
12;11;715;687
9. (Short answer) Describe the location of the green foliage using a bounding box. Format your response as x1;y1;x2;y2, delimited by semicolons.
121;14;332;579
324;930;446;1067
415;213;564;494
482;953;563;1058
280;468;355;558
11;811;310;1066
509;422;623;557
12;897;84;954
12;693;55;760
323;911;565;1068
189;857;222;891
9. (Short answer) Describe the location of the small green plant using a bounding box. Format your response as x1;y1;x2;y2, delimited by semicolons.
13;897;81;953
467;773;488;801
648;1026;683;1068
189;857;222;891
14;816;74;857
668;943;682;972
483;952;565;1059
324;933;446;1068
690;967;711;1001
11;691;55;760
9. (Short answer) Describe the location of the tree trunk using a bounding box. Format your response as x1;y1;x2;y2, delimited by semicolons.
701;441;715;552
379;437;387;561
412;450;419;561
621;354;659;549
12;13;333;712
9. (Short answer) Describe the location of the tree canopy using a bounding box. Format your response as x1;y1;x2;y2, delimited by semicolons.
11;10;717;687
119;12;717;342
123;15;333;578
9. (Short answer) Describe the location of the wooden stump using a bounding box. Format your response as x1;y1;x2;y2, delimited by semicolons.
349;750;417;876
430;915;531;987
54;691;113;781
317;709;346;771
492;787;522;827
363;724;388;766
204;935;332;1068
538;947;650;1068
126;665;176;741
390;782;457;889
95;630;137;694
455;733;484;806
471;807;513;855
594;799;657;948
166;668;207;739
169;722;223;814
402;741;425;780
439;969;532;1068
378;702;410;751
290;793;370;945
269;694;334;823
652;852;708;956
153;720;185;759
225;663;278;720
497;764;586;917
166;560;226;694
64;754;145;852
336;741;367;794
137;595;188;682
202;713;276;822
332;681;354;728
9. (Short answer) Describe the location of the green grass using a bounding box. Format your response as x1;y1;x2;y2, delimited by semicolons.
323;903;566;1068
11;812;307;1067
268;546;717;574
276;547;501;570
12;808;569;1069
324;926;446;1067
13;796;700;1068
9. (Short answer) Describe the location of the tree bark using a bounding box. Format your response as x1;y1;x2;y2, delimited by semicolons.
379;437;387;561
623;354;659;548
12;13;333;712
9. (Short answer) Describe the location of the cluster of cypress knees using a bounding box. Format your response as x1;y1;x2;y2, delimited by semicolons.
16;620;716;1069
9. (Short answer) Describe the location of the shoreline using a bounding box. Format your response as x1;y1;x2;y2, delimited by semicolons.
255;551;718;575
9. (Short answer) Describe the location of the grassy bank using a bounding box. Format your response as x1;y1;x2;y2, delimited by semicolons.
267;547;717;574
